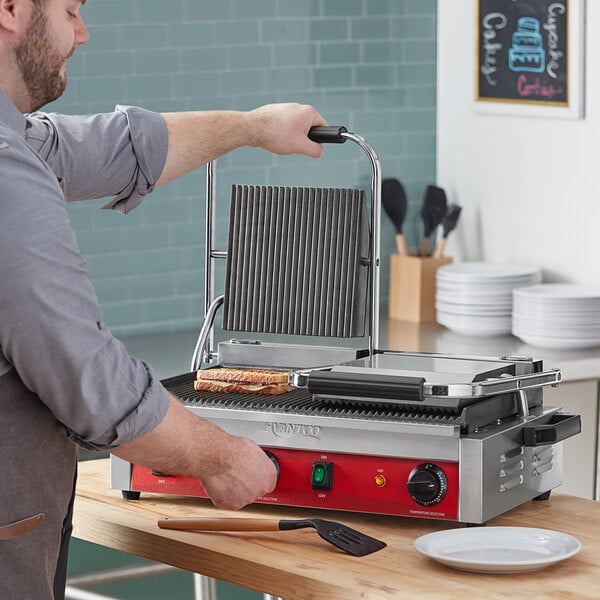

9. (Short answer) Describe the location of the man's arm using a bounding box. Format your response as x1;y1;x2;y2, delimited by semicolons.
129;103;326;507
110;103;326;508
156;103;327;186
110;394;277;511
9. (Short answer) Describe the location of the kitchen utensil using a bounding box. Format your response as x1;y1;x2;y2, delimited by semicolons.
421;185;447;256
381;178;408;255
433;204;462;258
157;517;387;556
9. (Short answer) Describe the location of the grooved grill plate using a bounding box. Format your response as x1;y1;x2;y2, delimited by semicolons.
163;372;464;426
222;185;369;337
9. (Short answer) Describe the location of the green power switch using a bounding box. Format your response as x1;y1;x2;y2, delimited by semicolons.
311;461;333;491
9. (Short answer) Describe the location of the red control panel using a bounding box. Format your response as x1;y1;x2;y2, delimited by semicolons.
129;447;459;520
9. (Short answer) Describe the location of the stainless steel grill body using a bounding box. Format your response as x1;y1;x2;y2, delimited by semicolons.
172;402;564;525
110;128;580;525
111;350;578;525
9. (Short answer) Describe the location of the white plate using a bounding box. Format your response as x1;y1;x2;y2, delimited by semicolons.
436;302;510;317
437;262;541;283
436;292;513;308
512;332;600;350
512;321;600;337
514;284;600;308
512;309;600;323
437;319;512;337
437;312;511;327
413;527;580;574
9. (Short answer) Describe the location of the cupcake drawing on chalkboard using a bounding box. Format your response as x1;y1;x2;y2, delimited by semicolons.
508;17;546;73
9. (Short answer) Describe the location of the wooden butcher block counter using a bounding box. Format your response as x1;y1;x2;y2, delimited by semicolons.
73;459;599;600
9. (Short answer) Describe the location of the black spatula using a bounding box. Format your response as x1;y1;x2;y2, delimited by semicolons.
421;185;447;256
433;204;462;258
158;516;386;557
382;178;408;255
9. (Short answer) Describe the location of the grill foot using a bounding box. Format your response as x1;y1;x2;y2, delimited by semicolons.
533;490;552;501
122;490;141;500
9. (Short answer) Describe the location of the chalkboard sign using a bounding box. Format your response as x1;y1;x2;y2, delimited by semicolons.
476;0;584;118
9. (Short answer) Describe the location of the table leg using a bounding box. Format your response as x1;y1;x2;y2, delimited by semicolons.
193;574;217;600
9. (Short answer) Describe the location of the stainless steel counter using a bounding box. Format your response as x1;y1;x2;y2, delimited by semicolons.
385;320;600;383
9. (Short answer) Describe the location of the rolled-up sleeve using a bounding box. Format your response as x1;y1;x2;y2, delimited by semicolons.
0;111;170;450
101;105;168;214
25;105;168;213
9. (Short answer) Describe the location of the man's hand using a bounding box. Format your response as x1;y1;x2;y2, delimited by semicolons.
201;435;277;510
246;103;328;158
111;395;277;511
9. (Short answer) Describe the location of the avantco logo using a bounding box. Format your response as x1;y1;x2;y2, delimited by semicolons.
262;421;321;440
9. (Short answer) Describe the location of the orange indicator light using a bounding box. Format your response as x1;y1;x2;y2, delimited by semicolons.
374;474;386;487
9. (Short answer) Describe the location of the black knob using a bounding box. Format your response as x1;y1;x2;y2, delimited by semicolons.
407;463;448;506
264;450;280;481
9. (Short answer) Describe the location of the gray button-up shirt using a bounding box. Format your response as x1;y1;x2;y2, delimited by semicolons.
0;90;170;449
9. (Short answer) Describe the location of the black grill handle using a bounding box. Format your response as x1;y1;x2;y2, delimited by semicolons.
523;413;581;447
308;126;348;144
307;370;424;402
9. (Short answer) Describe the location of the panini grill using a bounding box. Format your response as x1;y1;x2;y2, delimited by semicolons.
112;127;580;524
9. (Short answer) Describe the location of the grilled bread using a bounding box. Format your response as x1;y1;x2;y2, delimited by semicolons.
194;368;292;395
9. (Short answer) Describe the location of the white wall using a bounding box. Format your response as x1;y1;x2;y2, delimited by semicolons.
437;1;599;283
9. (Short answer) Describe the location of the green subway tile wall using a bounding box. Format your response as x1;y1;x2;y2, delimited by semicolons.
47;0;438;338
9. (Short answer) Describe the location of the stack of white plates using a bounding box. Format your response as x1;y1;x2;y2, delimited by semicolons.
513;284;600;350
436;262;542;337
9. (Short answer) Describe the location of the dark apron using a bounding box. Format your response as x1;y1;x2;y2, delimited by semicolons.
0;368;77;600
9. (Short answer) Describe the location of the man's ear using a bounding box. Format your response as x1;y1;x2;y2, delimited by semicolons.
0;0;29;33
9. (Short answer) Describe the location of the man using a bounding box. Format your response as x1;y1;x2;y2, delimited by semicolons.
0;1;327;598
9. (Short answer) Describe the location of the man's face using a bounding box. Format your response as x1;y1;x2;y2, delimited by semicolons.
14;0;88;111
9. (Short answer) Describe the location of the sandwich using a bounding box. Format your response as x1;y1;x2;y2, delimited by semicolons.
194;367;293;395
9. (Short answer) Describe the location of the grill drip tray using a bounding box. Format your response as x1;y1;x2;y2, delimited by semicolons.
164;372;484;429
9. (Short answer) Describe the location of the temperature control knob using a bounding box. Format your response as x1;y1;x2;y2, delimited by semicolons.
407;463;448;506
